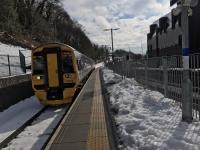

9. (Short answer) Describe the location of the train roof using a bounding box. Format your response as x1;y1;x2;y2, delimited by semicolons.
33;42;94;62
33;42;74;51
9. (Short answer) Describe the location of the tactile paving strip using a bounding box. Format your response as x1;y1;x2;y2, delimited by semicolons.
86;71;110;150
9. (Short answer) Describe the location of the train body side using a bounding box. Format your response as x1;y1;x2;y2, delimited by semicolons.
74;50;95;82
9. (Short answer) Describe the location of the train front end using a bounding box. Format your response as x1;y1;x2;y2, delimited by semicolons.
31;43;79;106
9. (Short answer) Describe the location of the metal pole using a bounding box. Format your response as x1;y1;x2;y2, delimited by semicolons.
163;58;168;97
7;55;11;76
104;28;119;61
181;1;193;123
145;59;148;88
111;29;114;60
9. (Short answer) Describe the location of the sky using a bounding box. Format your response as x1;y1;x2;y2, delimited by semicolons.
62;0;173;54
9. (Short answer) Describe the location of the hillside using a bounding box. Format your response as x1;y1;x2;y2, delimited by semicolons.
0;0;108;60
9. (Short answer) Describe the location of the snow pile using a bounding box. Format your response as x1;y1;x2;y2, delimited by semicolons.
103;68;200;150
95;62;104;68
0;42;30;56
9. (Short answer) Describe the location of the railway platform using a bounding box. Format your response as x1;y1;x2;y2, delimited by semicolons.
45;68;115;150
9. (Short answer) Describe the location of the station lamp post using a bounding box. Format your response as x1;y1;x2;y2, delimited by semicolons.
104;28;120;61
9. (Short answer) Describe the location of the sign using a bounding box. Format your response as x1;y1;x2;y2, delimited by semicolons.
19;50;26;73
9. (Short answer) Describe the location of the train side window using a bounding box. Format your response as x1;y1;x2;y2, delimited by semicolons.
63;54;74;73
33;56;44;74
77;59;81;70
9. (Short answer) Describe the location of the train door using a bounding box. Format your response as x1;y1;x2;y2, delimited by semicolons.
47;53;59;87
44;48;63;100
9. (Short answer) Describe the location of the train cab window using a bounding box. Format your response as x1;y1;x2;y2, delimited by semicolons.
63;54;74;73
33;56;44;74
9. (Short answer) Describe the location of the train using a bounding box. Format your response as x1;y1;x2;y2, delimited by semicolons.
147;0;200;58
31;43;95;106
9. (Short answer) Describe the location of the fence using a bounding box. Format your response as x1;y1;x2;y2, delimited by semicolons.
106;54;200;121
0;50;31;77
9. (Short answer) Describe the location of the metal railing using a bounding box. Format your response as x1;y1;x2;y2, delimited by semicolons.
106;54;200;121
0;55;21;77
0;50;31;77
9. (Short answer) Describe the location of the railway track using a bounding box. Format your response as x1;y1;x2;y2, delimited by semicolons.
0;105;72;149
0;106;48;149
0;69;93;149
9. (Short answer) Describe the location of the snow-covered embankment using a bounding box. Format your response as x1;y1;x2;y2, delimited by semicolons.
0;42;31;77
103;68;200;150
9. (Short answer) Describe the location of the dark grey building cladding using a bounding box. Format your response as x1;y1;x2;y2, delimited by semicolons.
189;1;200;54
147;1;200;57
170;0;180;6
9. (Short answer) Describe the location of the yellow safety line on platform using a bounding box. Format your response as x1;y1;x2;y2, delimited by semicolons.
86;71;110;150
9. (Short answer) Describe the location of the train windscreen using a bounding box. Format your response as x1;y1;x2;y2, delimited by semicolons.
33;56;44;74
63;53;74;73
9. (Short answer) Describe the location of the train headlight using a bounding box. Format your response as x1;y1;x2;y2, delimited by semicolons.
36;76;41;80
65;74;71;78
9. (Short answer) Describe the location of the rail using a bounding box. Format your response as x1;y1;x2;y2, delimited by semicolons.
0;107;47;149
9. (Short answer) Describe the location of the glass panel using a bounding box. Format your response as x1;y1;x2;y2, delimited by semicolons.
63;53;74;73
33;56;44;74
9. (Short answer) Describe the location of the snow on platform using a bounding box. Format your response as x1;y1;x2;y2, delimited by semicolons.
103;68;200;150
95;62;104;68
0;96;43;143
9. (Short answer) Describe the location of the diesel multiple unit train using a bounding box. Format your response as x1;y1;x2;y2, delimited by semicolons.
31;43;94;106
147;0;200;57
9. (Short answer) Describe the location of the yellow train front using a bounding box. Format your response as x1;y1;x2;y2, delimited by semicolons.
31;43;94;106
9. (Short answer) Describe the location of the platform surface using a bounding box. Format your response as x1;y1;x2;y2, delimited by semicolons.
46;69;110;150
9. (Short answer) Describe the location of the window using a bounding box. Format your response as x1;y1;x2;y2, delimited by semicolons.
172;15;178;29
33;56;44;74
77;59;83;70
178;14;181;27
178;35;182;47
63;53;74;73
